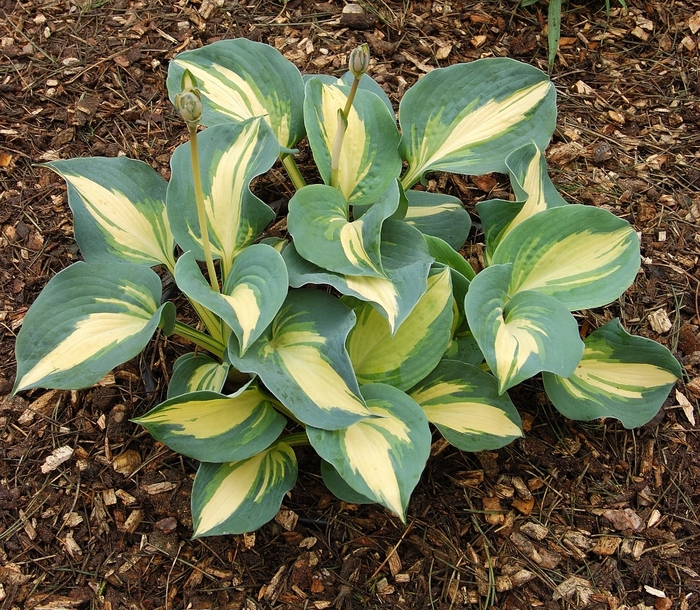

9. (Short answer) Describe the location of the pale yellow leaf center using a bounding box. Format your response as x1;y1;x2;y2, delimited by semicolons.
66;176;172;266
17;312;149;390
222;283;260;351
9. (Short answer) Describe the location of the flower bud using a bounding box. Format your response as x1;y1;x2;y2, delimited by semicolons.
174;89;202;124
348;43;370;79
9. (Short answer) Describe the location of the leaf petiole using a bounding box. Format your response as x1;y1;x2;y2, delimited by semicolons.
188;124;220;293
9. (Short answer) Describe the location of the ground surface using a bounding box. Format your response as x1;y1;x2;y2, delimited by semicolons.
1;0;700;608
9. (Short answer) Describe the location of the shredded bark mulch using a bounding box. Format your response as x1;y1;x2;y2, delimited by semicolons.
1;0;699;608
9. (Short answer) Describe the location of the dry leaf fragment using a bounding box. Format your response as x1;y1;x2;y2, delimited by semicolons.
62;512;84;527
647;509;662;528
655;598;673;610
680;36;697;52
0;563;31;586
241;531;255;550
630;27;650;41
115;489;136;505
120;509;143;534
675;390;696;425
553;576;594;602
376;577;394;595
471;174;497;192
689;11;700;34
102;488;117;506
454;470;484;488
19;389;62;425
482;496;504;525
520;522;549;541
41;446;73;473
142;481;177;495
435;43;452;59
547;141;585;166
275;509;298;531
512;497;535;515
648;309;672;334
591;536;621;556
471;35;487;48
644;585;666;597
62;531;82;557
198;0;223;19
112;449;141;476
608;110;625;124
602;508;644;531
262;565;287;601
574;80;594;94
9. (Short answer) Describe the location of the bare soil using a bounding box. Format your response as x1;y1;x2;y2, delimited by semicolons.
1;0;700;608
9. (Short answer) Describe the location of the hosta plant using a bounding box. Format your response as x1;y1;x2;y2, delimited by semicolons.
14;39;680;537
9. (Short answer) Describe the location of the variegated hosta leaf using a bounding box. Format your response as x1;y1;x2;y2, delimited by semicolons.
304;78;402;204
425;235;475;283
476;198;523;265
320;460;374;504
465;263;583;394
174;245;288;356
288;181;399;278
506;142;568;219
44;158;176;269
399;58;556;187
168;38;305;149
306;73;394;116
491;204;640;310
227;289;372;430
346;266;454;390
134;381;286;463
307;383;431;520
167;353;230;399
192;443;297;537
409;360;522;451
543;319;681;428
478;142;567;261
404;190;472;251
284;219;432;333
14;262;173;392
167;120;279;277
443;331;484;367
424;238;473;322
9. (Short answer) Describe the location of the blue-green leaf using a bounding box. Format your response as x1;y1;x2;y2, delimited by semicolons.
192;443;297;537
227;289;372;429
14;262;171;392
134;381;286;463
288;181;399;278
404;190;472;251
399;59;556;187
346;266;454;390
167;120;279;277
44;158;176;269
465;263;583;393
491;204;640;310
308;383;431;520
167;353;230;399
304;78;401;204
543;319;681;428
283;219;432;334
174;244;288;356
168;38;305;148
409;360;522;451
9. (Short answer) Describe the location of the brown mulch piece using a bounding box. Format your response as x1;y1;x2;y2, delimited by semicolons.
1;0;700;608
